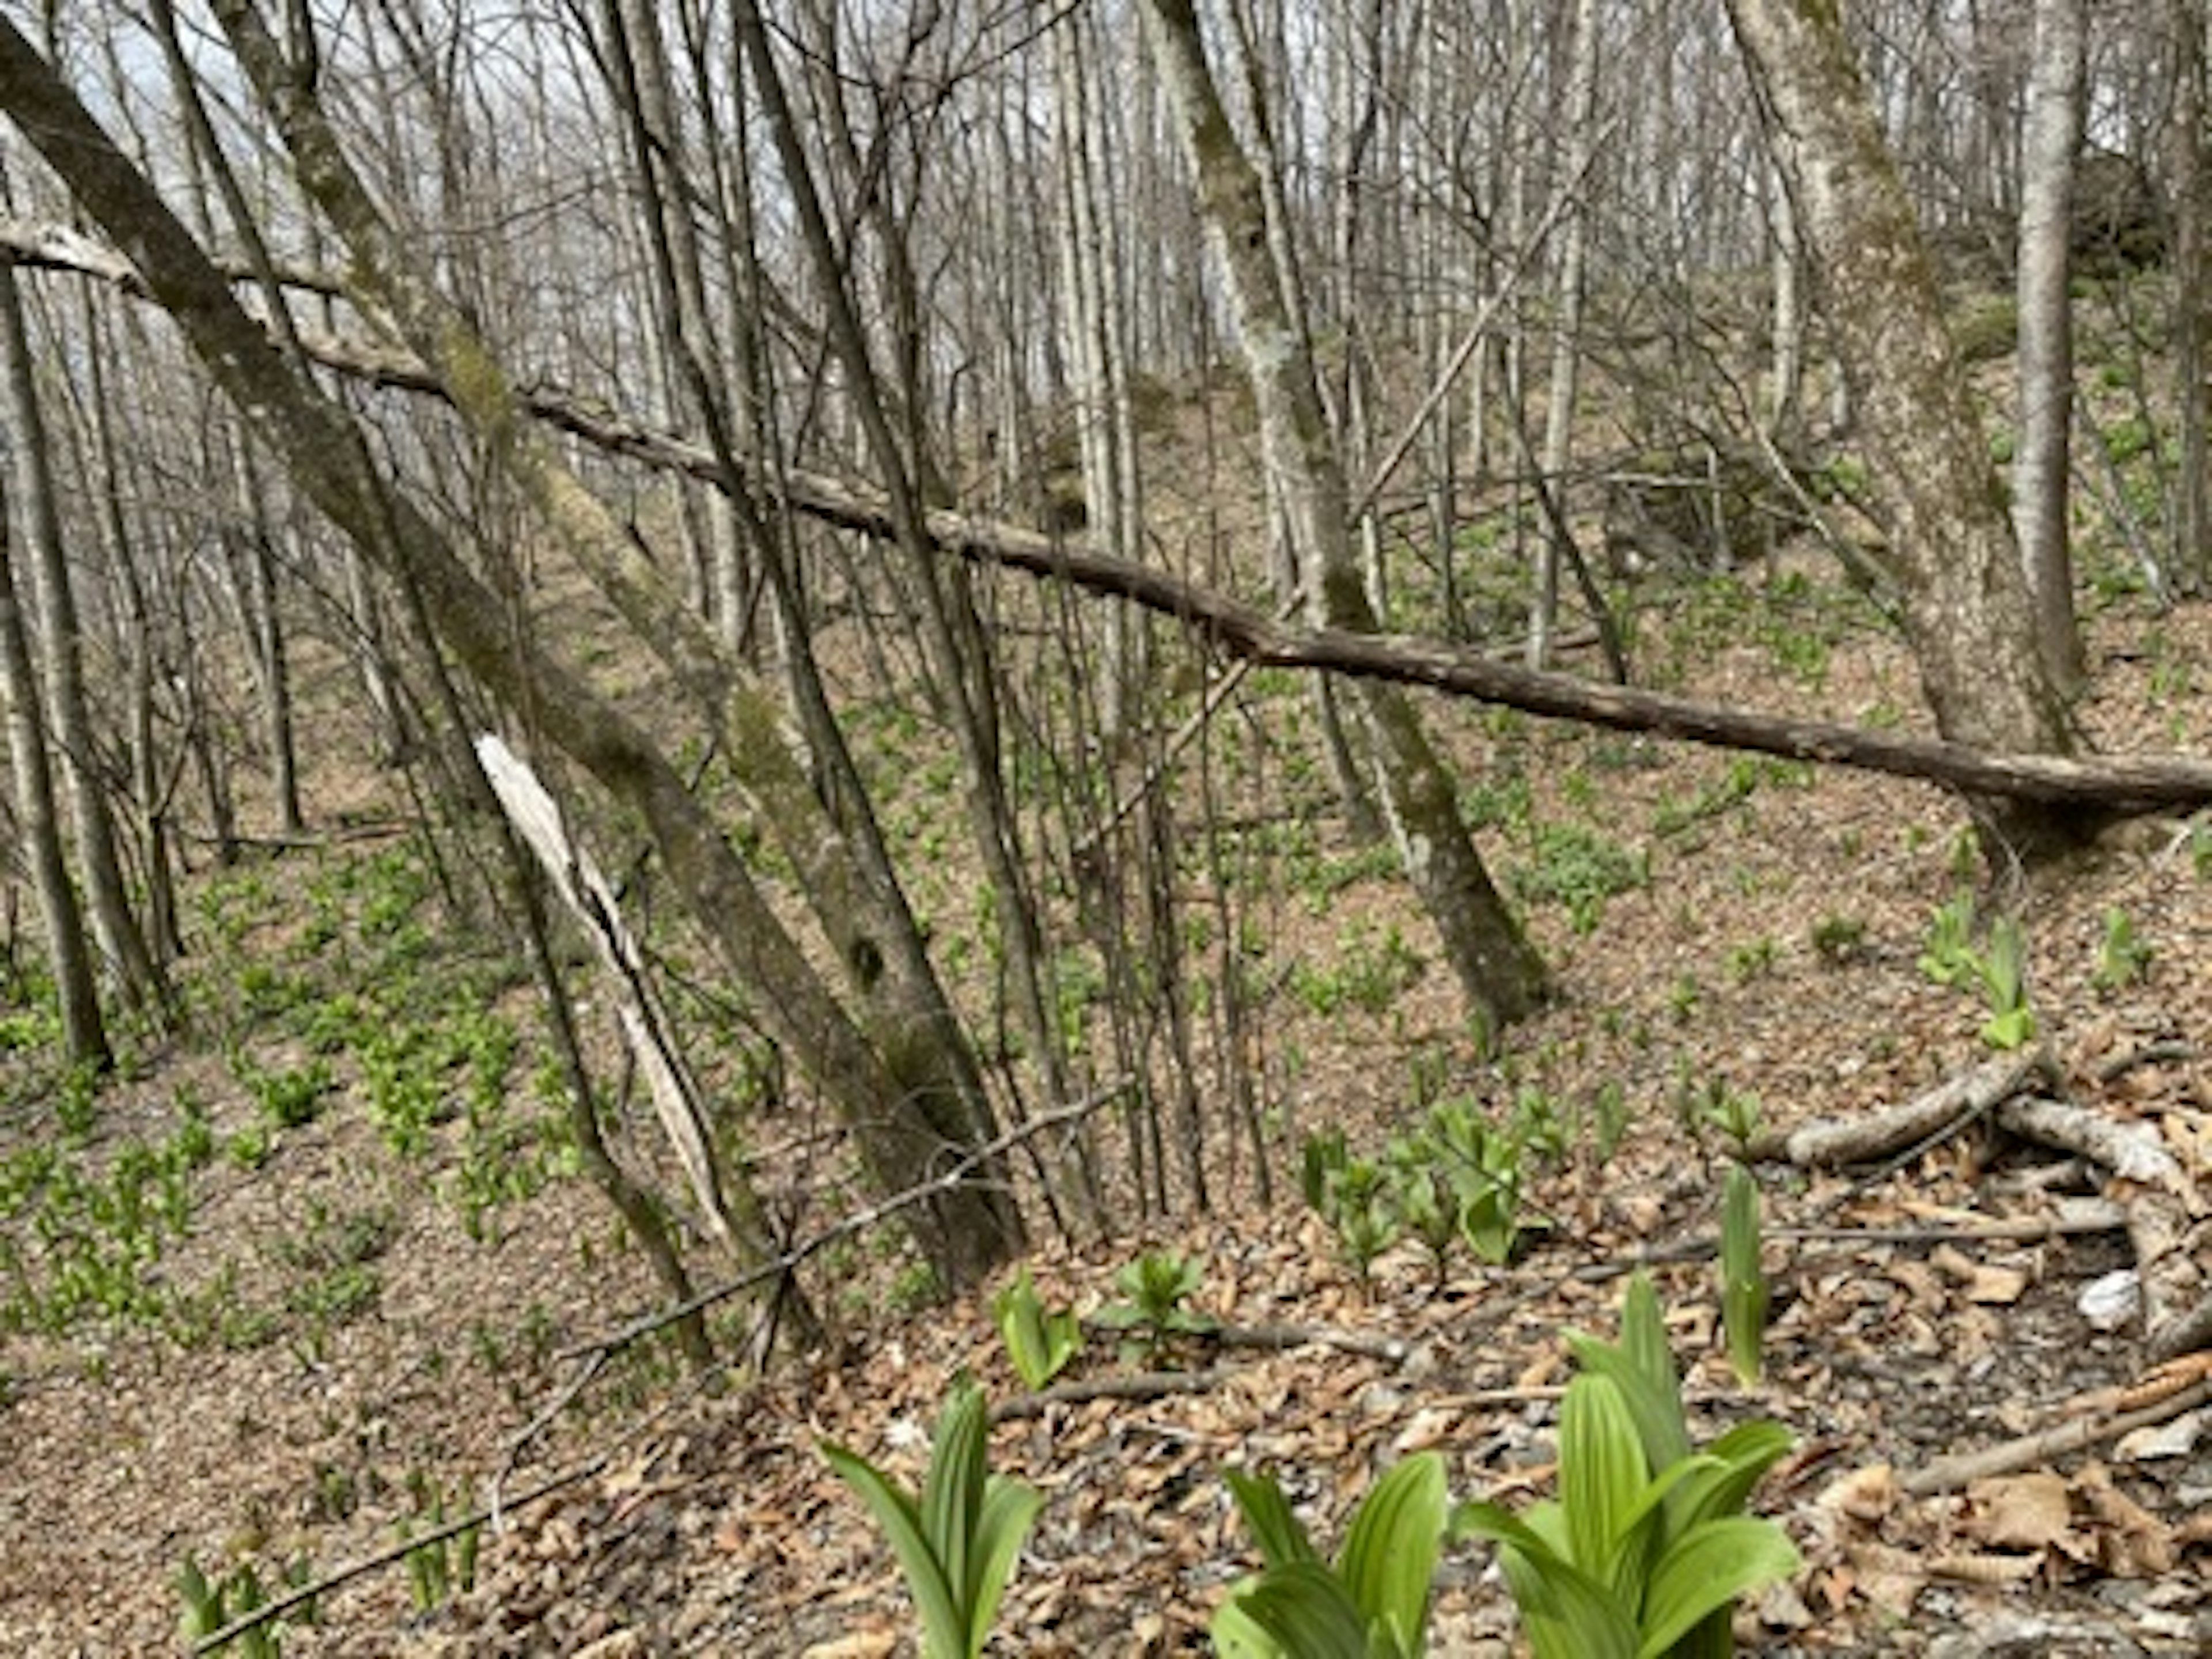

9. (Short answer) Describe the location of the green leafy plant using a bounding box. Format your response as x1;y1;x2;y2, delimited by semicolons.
1510;822;1649;934
1094;1249;1216;1361
175;1554;316;1657
398;1475;481;1613
1211;1453;1450;1658
1683;1079;1763;1157
1455;1275;1800;1658
1808;914;1865;966
1972;915;2035;1050
819;1380;1043;1659
1721;1166;1769;1388
1301;1134;1398;1282
993;1266;1081;1391
1916;890;1978;987
2092;906;2152;993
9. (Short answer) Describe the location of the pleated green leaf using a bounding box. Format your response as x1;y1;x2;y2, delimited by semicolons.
921;1382;988;1619
1637;1516;1802;1658
1224;1468;1323;1571
1336;1452;1447;1654
968;1475;1044;1653
819;1439;965;1659
1227;1560;1375;1659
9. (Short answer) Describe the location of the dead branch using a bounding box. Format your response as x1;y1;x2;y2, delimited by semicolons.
1900;1375;2212;1495
12;216;2212;815
1783;1052;2052;1168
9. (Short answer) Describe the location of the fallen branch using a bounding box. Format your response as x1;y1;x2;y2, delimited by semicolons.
1901;1375;2212;1495
1782;1052;2052;1169
12;215;2212;815
1995;1095;2206;1357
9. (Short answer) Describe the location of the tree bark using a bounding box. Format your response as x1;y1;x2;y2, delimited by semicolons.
1139;0;1548;1036
0;451;108;1070
0;13;1022;1292
2014;0;2087;691
0;257;165;1016
2171;0;2210;599
1725;0;2082;859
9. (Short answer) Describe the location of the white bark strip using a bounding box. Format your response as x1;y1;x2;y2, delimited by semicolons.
475;733;736;1249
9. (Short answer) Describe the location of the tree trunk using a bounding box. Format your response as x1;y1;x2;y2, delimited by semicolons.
0;459;108;1071
2014;0;2087;691
2171;0;2210;599
1531;0;1601;669
0;257;164;1013
1139;0;1548;1036
1724;0;2082;858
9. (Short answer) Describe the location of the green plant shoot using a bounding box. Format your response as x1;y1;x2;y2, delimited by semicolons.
1212;1452;1450;1658
993;1266;1081;1391
1721;1165;1769;1388
819;1380;1043;1659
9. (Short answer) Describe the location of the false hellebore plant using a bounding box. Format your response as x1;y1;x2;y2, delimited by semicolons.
1454;1274;1800;1658
1211;1452;1451;1658
819;1380;1043;1659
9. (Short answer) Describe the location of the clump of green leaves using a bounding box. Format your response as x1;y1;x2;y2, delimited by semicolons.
176;1554;317;1657
1303;1132;1399;1282
1918;895;2037;1050
1808;914;1866;965
1721;1166;1770;1388
993;1266;1081;1391
1455;1275;1801;1658
1306;1101;1532;1289
1917;889;1979;987
398;1474;480;1612
2092;907;2152;993
1094;1249;1215;1363
1212;1453;1450;1659
819;1380;1043;1659
1680;1078;1763;1157
1510;822;1650;934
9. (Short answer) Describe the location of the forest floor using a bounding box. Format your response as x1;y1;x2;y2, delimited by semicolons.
3;576;2211;1657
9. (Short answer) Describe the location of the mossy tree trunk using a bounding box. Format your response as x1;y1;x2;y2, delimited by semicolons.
1725;0;2084;858
1139;0;1548;1036
0;13;1024;1293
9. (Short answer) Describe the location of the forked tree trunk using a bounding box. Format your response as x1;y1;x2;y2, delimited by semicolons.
1724;0;2082;858
1139;0;1548;1036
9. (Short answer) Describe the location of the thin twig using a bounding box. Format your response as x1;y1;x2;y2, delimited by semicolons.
1902;1377;2212;1495
558;1080;1134;1363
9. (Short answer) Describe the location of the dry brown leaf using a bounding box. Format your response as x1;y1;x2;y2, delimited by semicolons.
1844;1540;1927;1616
2075;1463;2176;1577
1930;1244;2032;1305
1963;1471;2072;1550
1816;1461;1900;1525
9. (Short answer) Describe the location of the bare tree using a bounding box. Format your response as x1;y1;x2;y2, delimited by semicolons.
2014;0;2087;690
1725;0;2081;857
1139;0;1549;1038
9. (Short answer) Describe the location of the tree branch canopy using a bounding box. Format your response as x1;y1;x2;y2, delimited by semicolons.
5;215;2211;819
